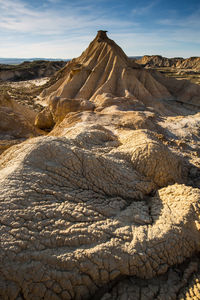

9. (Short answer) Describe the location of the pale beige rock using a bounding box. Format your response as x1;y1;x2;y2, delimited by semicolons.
49;97;94;123
93;93;146;112
35;97;94;129
100;258;200;300
0;92;40;154
52;125;185;187
116;129;186;186
35;107;54;129
49;108;158;138
0;126;199;299
0;106;36;138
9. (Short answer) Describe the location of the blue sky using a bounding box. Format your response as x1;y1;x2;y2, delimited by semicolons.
0;0;199;58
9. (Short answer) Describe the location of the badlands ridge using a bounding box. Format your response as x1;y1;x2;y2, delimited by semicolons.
0;31;200;300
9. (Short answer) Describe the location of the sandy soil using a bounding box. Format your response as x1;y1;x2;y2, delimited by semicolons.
8;77;50;88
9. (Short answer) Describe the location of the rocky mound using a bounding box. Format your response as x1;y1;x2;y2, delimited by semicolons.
0;60;66;82
136;55;184;68
178;56;200;71
136;55;200;71
135;55;200;86
0;92;40;154
35;97;95;129
40;31;171;108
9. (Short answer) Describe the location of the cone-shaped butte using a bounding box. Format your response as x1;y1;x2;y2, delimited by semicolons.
37;30;200;130
41;31;173;108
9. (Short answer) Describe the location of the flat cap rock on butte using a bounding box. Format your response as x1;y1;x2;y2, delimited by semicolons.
0;31;200;300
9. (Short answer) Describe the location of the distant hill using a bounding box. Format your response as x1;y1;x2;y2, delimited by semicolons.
0;58;70;65
0;57;140;65
136;55;200;71
0;60;67;81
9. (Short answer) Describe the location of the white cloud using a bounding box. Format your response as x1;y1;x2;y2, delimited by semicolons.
156;8;200;46
0;0;140;57
0;27;199;59
0;0;88;35
112;32;200;58
0;0;137;35
0;0;199;58
132;0;160;15
157;8;200;29
0;37;91;58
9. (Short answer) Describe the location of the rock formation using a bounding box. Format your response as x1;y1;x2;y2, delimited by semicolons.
136;55;200;71
0;92;40;154
35;97;94;129
0;60;66;82
135;55;200;86
37;31;200;130
136;55;184;68
179;56;200;71
0;31;200;299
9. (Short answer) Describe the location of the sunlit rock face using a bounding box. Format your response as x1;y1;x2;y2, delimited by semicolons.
40;30;171;110
0;92;39;154
36;31;200;131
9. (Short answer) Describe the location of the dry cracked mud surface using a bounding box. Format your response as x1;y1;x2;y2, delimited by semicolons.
0;31;200;300
0;130;200;299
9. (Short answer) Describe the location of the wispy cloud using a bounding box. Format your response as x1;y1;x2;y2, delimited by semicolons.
132;0;160;15
0;0;138;57
0;36;93;58
0;0;199;58
0;0;137;36
157;8;200;45
112;31;200;58
0;0;91;35
157;6;200;27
